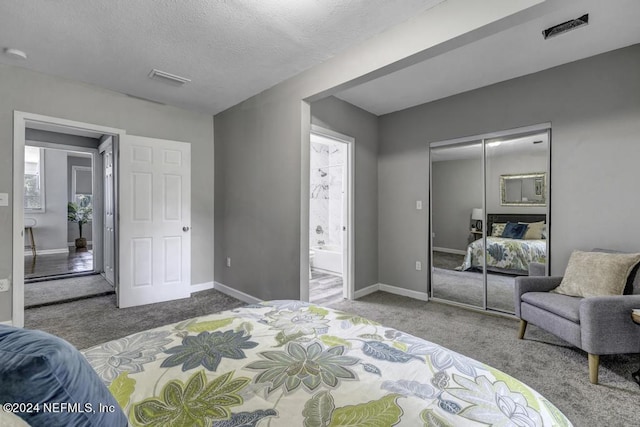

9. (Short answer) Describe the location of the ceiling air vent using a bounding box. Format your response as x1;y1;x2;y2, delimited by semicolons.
542;14;588;39
148;68;191;85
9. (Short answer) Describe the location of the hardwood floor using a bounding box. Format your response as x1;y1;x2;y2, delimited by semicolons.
24;246;93;281
309;269;344;306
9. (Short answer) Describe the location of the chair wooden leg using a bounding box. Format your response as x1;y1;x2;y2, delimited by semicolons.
517;319;528;339
588;353;599;384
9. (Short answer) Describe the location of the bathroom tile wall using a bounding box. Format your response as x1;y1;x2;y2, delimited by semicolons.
310;141;329;247
327;144;344;248
310;140;345;249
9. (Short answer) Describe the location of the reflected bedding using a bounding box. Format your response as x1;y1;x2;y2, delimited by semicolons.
460;236;546;274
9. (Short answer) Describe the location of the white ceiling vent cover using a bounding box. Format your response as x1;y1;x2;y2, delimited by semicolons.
148;68;191;85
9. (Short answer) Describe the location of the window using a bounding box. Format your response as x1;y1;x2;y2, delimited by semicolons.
72;166;93;222
24;146;45;212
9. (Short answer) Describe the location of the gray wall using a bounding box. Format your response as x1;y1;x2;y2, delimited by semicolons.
24;149;68;252
214;94;303;300
0;64;214;322
311;96;379;291
26;129;100;149
431;148;547;252
431;157;482;252
212;1;534;301
379;44;640;294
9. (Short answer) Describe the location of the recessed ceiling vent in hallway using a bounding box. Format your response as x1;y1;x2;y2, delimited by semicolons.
542;14;589;39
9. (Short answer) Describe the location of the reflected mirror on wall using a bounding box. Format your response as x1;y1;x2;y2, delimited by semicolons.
500;172;546;206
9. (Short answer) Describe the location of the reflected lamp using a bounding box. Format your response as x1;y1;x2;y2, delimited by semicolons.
471;208;483;231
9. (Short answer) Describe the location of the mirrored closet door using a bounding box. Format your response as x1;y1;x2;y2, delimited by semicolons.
429;125;551;314
430;140;484;308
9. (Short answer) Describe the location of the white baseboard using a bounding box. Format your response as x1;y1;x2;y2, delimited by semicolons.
353;282;429;302
213;281;262;304
0;320;13;326
379;283;429;301
433;247;466;256
24;247;69;256
190;281;214;293
354;283;380;299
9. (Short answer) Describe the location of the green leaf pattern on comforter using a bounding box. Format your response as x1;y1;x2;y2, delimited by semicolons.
82;301;570;426
461;237;547;273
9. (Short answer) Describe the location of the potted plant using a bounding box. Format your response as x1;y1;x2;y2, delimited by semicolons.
68;195;92;250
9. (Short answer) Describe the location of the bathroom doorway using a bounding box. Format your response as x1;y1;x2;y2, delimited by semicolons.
308;126;353;306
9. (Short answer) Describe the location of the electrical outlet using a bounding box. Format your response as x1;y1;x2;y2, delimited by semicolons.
416;200;422;210
0;279;10;292
226;257;231;268
415;261;422;271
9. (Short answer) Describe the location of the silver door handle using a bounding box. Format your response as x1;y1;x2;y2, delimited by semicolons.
183;226;190;232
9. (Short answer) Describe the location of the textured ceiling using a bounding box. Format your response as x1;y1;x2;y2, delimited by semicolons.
0;0;444;114
337;0;640;115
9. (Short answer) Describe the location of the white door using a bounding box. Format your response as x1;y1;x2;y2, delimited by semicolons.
100;139;115;285
118;135;191;308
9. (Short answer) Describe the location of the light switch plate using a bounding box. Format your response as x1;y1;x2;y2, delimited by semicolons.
0;193;8;207
0;279;10;292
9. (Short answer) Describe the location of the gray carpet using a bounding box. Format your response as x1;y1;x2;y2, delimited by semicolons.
328;292;640;427
432;250;465;270
24;289;245;350
24;274;114;308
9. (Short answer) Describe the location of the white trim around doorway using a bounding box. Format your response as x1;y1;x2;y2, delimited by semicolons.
308;124;355;302
12;111;126;327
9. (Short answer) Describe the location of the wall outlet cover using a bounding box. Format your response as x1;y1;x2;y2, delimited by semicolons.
0;279;10;292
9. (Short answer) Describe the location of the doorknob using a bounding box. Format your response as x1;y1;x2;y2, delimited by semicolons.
183;226;190;232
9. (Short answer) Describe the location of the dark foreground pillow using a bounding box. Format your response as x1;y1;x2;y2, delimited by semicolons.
0;325;127;427
502;222;528;239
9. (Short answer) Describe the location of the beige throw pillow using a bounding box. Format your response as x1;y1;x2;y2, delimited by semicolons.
552;250;640;297
521;221;545;240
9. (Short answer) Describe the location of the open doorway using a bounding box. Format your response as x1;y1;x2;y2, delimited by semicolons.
24;145;95;280
22;141;115;308
13;113;122;318
308;126;353;305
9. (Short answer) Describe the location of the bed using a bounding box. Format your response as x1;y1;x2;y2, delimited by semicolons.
460;214;547;275
81;300;570;426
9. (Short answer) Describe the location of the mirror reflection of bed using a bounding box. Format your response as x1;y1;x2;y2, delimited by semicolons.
432;217;547;312
430;128;550;314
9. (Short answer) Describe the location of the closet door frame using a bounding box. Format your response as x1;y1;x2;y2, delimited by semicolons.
428;122;551;315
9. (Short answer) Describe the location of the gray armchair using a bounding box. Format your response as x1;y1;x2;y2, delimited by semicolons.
515;254;640;384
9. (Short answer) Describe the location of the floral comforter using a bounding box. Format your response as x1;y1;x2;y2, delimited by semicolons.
82;301;570;426
461;237;547;274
